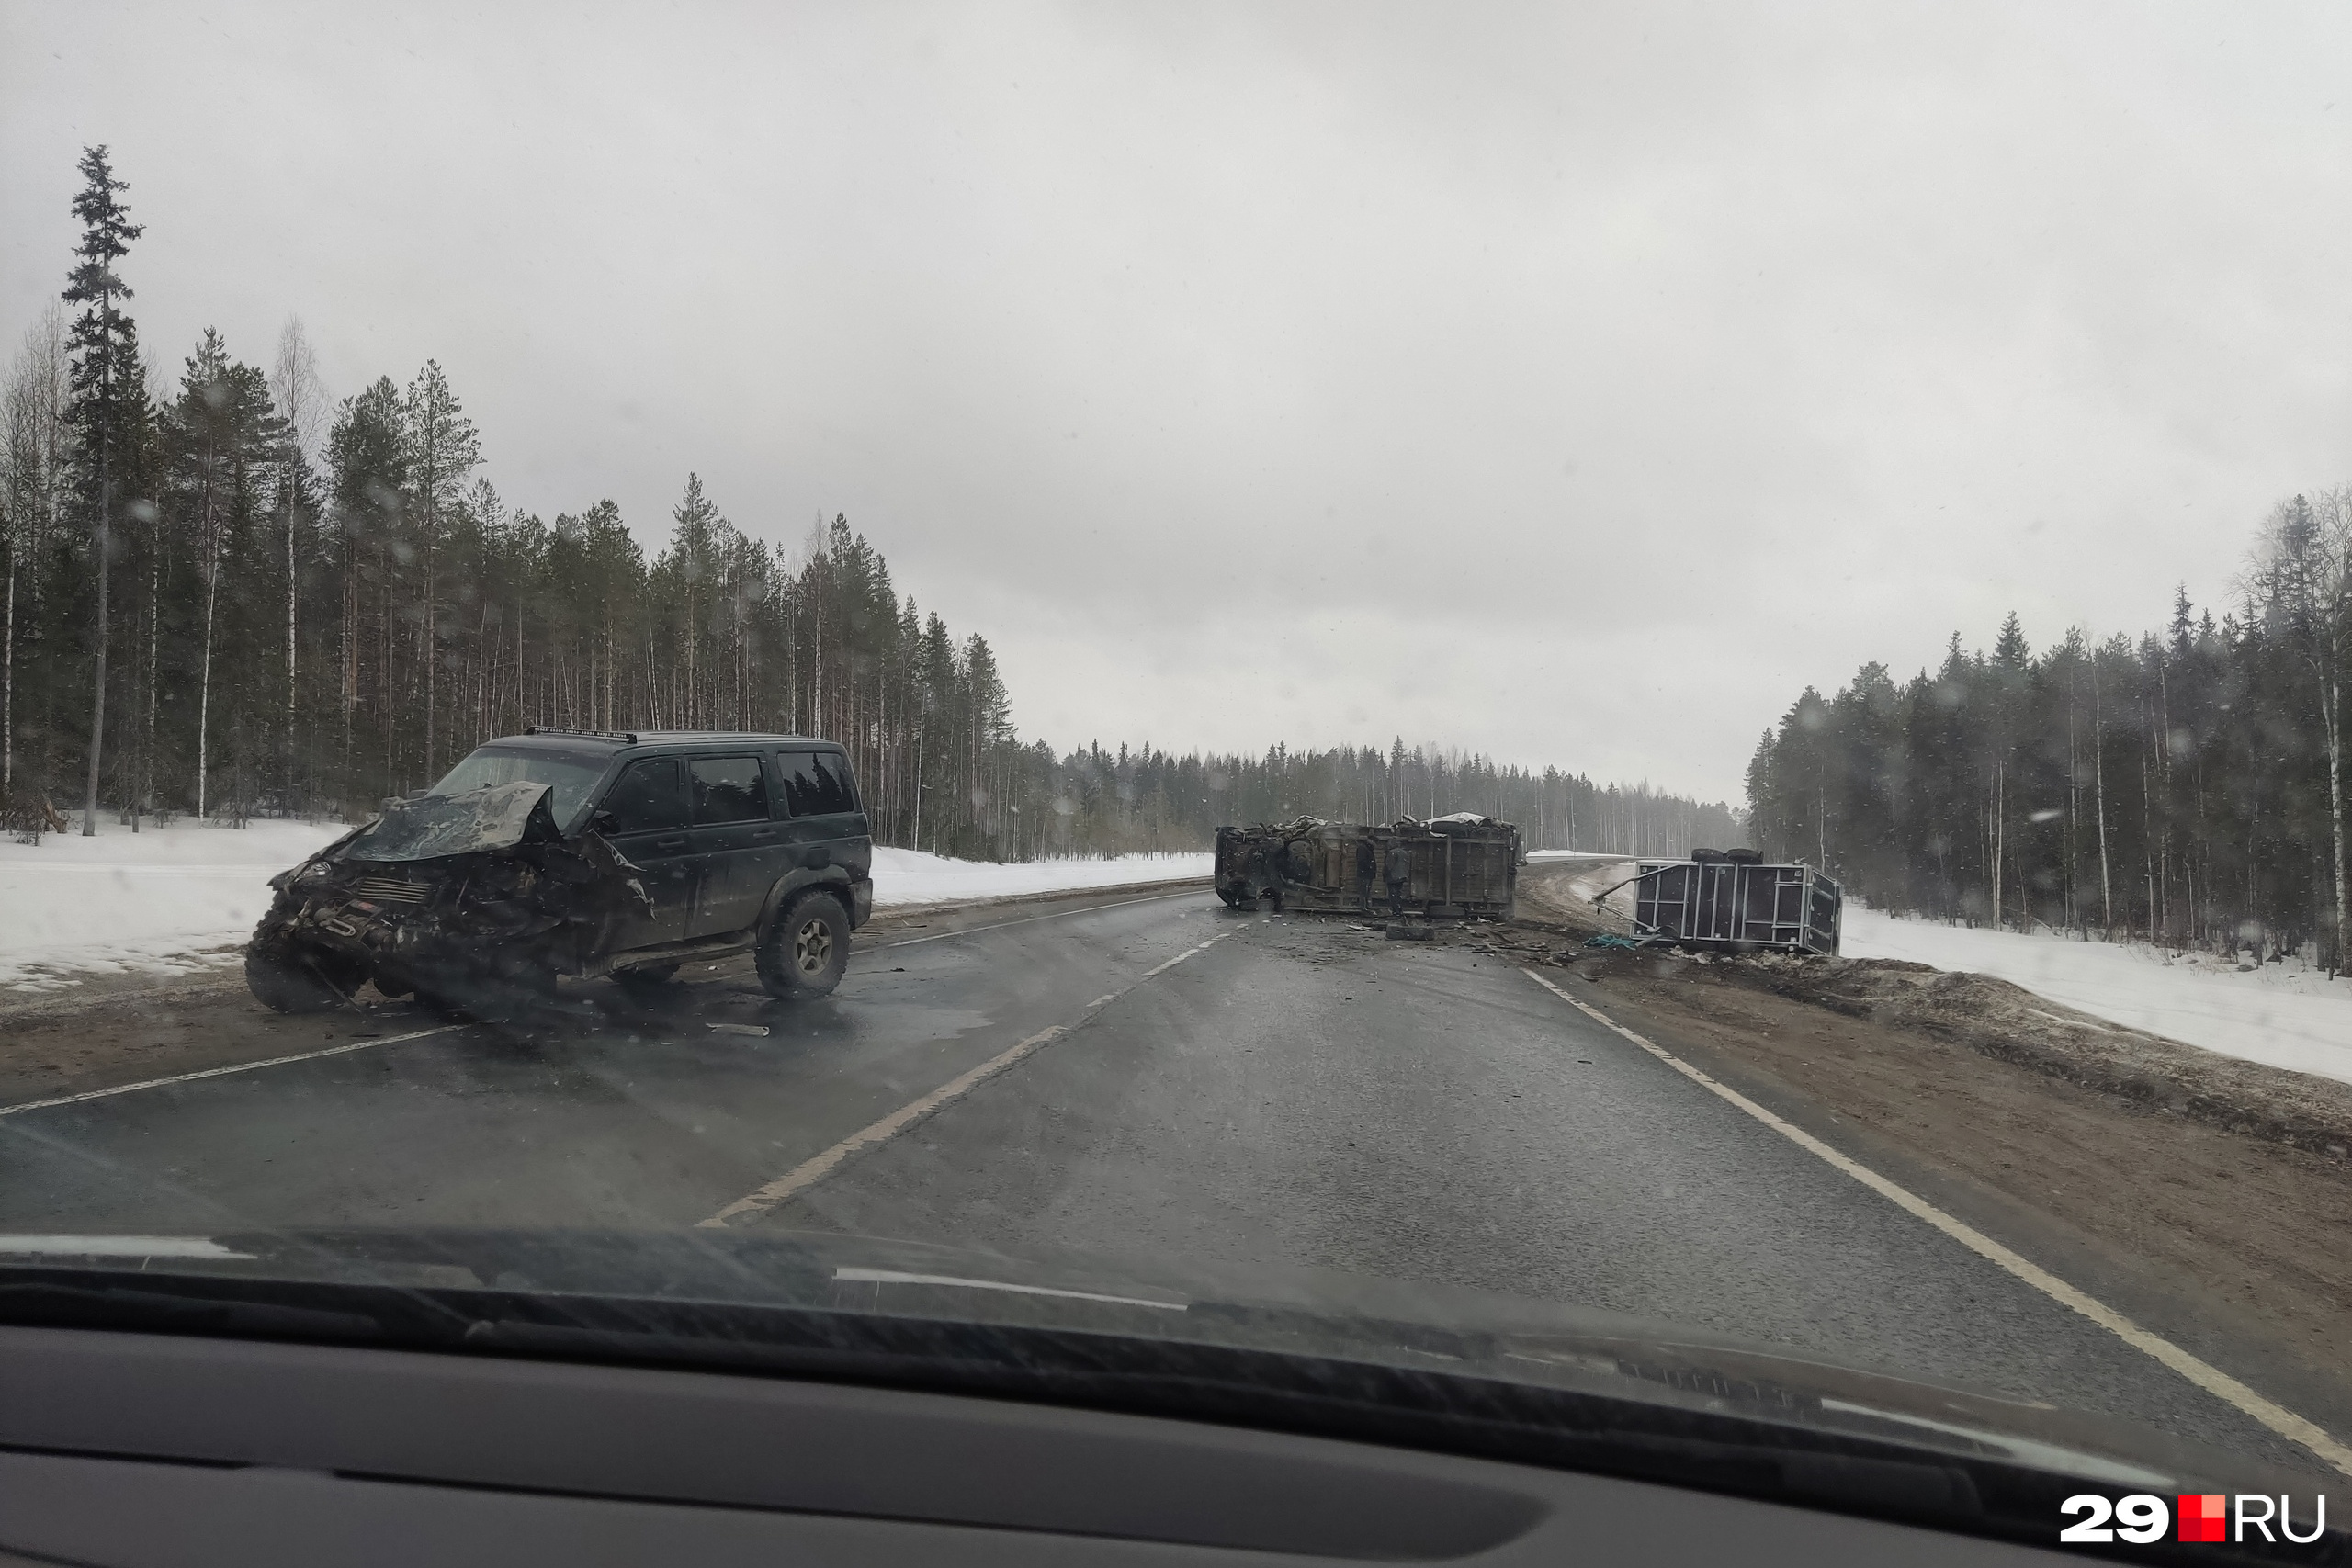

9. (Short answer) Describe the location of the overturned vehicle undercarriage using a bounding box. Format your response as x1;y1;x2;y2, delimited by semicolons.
244;782;653;1016
1215;814;1521;919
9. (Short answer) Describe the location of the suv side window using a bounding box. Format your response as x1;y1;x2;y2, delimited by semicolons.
601;756;687;835
690;755;769;824
778;750;854;817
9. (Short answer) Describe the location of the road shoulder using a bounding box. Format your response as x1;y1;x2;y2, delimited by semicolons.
1524;940;2352;1458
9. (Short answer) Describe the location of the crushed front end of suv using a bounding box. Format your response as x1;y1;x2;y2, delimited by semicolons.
243;780;651;1015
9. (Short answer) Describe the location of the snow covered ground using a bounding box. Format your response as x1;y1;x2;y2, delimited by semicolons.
1523;851;1645;921
1842;907;2352;1087
0;818;349;993
869;847;1209;908
0;818;1210;994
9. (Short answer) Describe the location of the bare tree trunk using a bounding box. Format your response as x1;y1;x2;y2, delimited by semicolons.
143;521;157;818
2328;674;2347;977
2;533;12;793
82;440;108;834
197;546;219;818
286;485;297;784
2092;660;2111;930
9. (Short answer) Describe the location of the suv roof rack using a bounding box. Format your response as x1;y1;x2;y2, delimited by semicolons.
522;726;640;745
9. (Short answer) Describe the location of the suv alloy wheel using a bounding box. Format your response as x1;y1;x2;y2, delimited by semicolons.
758;890;850;999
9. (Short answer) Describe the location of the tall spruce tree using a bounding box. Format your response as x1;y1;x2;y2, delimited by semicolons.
61;146;144;831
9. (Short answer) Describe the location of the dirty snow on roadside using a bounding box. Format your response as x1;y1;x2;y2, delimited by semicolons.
1841;906;2352;1087
0;818;350;992
1522;851;1644;922
869;847;1209;907
0;818;1210;993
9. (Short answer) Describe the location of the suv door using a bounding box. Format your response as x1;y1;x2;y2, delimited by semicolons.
592;754;693;949
684;752;786;939
774;747;864;883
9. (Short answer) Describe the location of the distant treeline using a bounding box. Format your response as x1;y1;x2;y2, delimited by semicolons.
1017;742;1740;863
1747;491;2350;967
0;146;1741;861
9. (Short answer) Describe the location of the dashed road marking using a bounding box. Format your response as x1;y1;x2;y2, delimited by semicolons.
1519;966;2352;1479
0;1024;469;1120
700;930;1236;1228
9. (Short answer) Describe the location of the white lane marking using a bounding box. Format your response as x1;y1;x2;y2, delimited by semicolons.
876;886;1209;950
1519;967;2352;1479
698;1023;1069;1227
1143;943;1206;978
0;1024;468;1119
832;1267;1187;1311
701;929;1238;1228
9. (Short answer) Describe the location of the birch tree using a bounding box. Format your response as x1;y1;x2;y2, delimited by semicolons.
271;318;327;792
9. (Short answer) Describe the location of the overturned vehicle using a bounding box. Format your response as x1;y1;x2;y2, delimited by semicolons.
1215;814;1521;919
245;729;876;1015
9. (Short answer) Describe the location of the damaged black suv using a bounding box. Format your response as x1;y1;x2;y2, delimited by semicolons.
244;730;875;1015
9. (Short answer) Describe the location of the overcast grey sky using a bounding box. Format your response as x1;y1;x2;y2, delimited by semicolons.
4;2;2345;802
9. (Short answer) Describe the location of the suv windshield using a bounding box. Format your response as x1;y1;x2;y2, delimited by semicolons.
429;747;607;831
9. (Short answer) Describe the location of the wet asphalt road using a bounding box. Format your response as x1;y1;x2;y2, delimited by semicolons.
0;889;2311;1472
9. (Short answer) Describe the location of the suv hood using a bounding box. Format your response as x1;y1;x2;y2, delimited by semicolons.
339;781;563;863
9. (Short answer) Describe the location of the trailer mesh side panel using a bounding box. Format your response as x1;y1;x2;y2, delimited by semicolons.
1633;861;1840;954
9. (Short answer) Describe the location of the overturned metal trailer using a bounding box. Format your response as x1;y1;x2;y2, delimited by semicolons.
1629;851;1842;955
1215;814;1521;919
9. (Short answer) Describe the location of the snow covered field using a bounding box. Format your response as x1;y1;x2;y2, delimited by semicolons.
0;818;1209;993
1842;907;2352;1087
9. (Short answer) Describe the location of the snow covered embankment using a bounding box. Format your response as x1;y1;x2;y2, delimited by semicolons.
0;820;1210;994
1841;907;2352;1089
0;818;349;993
869;847;1209;908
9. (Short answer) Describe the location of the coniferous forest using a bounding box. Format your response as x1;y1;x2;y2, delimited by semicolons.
2;148;1737;861
1747;490;2350;969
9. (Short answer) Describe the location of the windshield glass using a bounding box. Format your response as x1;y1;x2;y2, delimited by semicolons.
6;4;2349;1534
429;747;607;831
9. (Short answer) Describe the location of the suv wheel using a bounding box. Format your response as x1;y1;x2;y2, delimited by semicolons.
758;890;849;999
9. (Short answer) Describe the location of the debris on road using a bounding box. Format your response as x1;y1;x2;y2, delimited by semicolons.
706;1022;773;1037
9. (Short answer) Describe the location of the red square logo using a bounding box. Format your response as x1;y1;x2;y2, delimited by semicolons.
2179;1493;2227;1543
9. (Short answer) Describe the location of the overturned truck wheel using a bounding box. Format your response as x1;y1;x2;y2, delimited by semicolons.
244;934;360;1014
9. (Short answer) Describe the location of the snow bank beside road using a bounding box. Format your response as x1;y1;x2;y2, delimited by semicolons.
0;818;349;992
1841;907;2352;1087
871;847;1209;907
0;820;1210;993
